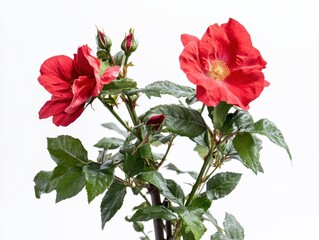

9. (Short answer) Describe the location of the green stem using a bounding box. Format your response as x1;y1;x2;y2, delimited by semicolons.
185;148;214;207
123;53;131;78
122;94;143;141
199;103;205;114
99;99;131;132
157;135;176;169
139;191;152;206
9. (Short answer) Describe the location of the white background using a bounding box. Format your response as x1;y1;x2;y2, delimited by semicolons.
1;0;318;239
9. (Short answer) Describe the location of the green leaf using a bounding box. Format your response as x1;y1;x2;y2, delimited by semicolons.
101;180;127;229
211;102;233;130
34;170;53;198
83;163;115;203
248;118;292;159
47;135;88;167
94;137;124;149
194;144;209;160
165;163;198;179
123;148;146;177
206;172;242;200
55;166;86;202
101;122;128;137
223;213;244;240
127;80;195;98
222;110;254;135
34;165;71;199
189;194;211;212
102;78;137;95
211;232;232;240
182;225;196;240
233;132;260;174
137;171;181;205
220;137;264;173
174;206;206;240
166;179;185;205
144;104;207;138
204;211;219;229
129;206;176;222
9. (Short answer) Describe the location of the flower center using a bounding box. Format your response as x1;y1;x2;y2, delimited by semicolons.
208;60;230;81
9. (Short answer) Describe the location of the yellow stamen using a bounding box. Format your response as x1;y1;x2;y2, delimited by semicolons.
208;60;230;81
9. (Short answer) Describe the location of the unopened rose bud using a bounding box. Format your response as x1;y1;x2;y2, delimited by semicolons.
96;28;112;51
146;114;166;131
121;28;138;54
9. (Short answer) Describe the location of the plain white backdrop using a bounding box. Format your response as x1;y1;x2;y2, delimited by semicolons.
1;0;318;239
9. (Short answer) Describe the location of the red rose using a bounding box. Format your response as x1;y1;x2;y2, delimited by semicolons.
179;18;269;110
38;45;120;126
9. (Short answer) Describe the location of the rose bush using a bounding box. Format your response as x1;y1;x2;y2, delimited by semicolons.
35;19;291;240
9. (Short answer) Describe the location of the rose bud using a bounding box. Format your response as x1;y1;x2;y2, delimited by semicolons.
96;27;112;51
121;28;138;54
145;114;166;131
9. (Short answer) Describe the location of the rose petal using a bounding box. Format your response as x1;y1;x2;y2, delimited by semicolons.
38;55;73;97
38;97;71;119
92;66;121;96
52;106;85;126
65;76;95;113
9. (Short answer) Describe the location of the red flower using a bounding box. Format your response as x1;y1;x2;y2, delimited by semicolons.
38;45;120;126
179;18;269;110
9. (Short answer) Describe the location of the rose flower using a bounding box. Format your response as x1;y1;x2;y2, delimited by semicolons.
179;18;269;110
38;45;120;126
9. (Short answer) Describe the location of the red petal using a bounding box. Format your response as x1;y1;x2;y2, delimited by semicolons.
179;40;205;86
65;76;95;113
224;69;268;108
199;23;231;63
223;18;267;69
73;45;100;79
93;66;121;96
38;97;71;119
53;106;84;126
181;34;199;47
38;55;73;97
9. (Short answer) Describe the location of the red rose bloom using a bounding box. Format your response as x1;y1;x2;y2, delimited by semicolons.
179;18;269;110
38;45;120;126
